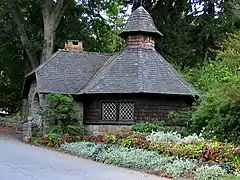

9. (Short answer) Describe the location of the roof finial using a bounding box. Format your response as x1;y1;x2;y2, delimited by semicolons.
140;0;142;6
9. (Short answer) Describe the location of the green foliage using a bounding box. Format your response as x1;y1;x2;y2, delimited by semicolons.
131;122;164;133
0;0;125;113
41;94;77;128
149;141;240;172
103;133;117;144
29;132;82;148
222;175;240;180
188;31;240;145
64;125;85;137
131;0;240;68
81;131;240;172
196;166;226;180
189;76;240;144
120;137;135;148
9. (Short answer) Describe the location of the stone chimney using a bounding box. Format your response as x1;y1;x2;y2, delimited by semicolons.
65;40;83;51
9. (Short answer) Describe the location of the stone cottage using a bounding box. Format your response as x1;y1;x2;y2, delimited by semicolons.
22;6;198;134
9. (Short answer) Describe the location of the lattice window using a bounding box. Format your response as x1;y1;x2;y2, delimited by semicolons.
102;102;117;121
119;102;134;121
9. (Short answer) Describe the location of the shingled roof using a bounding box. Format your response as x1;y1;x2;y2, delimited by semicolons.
79;46;198;96
119;6;163;38
24;6;197;97
35;50;111;94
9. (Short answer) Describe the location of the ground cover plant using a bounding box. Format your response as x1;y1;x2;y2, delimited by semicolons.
60;141;240;180
84;130;240;173
29;122;240;179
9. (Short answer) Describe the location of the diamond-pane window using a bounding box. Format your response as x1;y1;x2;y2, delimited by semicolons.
102;102;117;121
119;102;134;121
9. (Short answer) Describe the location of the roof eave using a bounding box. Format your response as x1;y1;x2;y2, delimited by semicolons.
119;30;163;38
77;91;199;97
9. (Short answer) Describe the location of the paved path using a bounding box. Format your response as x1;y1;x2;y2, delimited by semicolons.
0;134;165;180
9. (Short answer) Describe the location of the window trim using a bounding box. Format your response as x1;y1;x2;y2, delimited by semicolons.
100;100;135;122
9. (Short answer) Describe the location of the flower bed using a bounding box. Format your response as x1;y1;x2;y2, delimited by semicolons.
29;133;82;148
30;129;240;179
60;141;230;180
84;131;240;173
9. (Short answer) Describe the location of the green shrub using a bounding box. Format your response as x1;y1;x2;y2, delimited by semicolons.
64;124;85;137
189;76;240;145
41;94;83;134
195;165;226;180
131;122;164;133
188;31;240;145
41;94;77;126
166;110;192;126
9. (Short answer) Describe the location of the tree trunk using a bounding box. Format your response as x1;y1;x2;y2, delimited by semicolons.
41;0;68;63
6;0;68;66
41;20;55;63
7;1;38;69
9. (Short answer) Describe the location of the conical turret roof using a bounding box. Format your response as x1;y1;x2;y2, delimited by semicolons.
119;6;163;38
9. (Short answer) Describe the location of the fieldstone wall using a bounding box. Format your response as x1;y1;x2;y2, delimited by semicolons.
0;117;23;133
28;81;41;125
85;125;131;136
75;101;83;124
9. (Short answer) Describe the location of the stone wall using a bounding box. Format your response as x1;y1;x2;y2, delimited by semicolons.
28;81;41;125
0;117;23;133
75;101;84;124
85;125;131;136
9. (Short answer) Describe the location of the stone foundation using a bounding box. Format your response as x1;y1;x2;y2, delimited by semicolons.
85;125;131;135
75;101;83;124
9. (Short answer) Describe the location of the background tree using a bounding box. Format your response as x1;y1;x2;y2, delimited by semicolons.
127;0;240;68
0;0;125;113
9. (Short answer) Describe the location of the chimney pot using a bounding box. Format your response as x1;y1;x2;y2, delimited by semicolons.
65;40;84;51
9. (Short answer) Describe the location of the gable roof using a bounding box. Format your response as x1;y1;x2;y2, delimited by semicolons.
119;6;163;38
35;50;111;94
79;46;198;96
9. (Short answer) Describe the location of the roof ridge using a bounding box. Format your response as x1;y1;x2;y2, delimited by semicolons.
78;51;124;94
36;51;62;73
58;49;112;56
137;47;144;92
76;54;114;93
153;51;198;95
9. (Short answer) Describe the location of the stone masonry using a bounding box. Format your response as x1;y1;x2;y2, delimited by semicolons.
85;125;131;136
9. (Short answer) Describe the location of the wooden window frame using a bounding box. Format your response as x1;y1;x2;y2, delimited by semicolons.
100;101;135;123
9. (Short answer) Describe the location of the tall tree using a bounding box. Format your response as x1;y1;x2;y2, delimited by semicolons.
1;0;70;68
0;0;126;113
